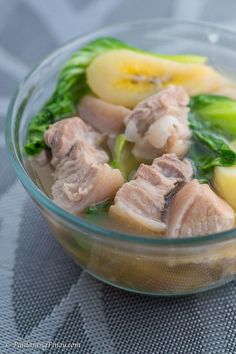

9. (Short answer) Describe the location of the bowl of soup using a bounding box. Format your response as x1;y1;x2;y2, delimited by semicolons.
6;19;236;295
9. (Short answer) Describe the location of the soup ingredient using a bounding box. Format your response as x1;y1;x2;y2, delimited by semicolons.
86;200;111;215
188;114;236;182
44;116;103;167
167;179;235;237
110;133;126;169
52;141;124;213
230;140;236;150
213;165;236;210
79;95;130;134
109;134;139;179
189;94;236;136
109;154;193;233
86;49;220;108
125;86;191;160
25;37;204;157
43;116;125;212
25;99;76;156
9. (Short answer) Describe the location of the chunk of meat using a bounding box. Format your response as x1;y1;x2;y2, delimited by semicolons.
167;179;235;237
79;95;131;134
109;154;193;233
125;86;191;160
44;117;103;166
149;153;193;181
53;141;109;177
52;141;124;213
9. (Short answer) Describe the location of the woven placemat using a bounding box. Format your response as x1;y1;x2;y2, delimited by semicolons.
1;1;236;353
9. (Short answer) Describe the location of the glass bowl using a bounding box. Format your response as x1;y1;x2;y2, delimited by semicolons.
6;19;236;296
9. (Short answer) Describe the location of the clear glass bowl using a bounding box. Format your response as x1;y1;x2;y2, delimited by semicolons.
6;19;236;296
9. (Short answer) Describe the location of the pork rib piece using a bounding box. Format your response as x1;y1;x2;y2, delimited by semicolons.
167;179;235;237
125;85;191;160
79;95;130;134
109;154;193;233
52;141;124;213
44;116;103;166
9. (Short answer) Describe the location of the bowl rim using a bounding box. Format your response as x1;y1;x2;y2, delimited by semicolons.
6;17;236;246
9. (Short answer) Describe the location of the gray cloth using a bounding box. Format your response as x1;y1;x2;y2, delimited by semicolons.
1;1;236;353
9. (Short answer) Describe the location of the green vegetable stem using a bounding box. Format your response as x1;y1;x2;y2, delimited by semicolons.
110;134;126;170
110;134;139;179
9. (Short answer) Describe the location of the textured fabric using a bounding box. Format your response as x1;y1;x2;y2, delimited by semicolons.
1;1;236;353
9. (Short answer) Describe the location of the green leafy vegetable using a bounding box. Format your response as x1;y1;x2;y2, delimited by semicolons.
188;113;236;182
25;37;206;156
189;94;236;136
86;200;111;215
24;98;76;155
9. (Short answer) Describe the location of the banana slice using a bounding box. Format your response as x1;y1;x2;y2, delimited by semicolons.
86;49;221;108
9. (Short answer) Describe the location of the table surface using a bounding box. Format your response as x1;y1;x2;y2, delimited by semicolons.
1;1;236;353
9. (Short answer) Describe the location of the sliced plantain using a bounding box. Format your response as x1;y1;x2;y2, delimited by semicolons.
86;49;221;108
